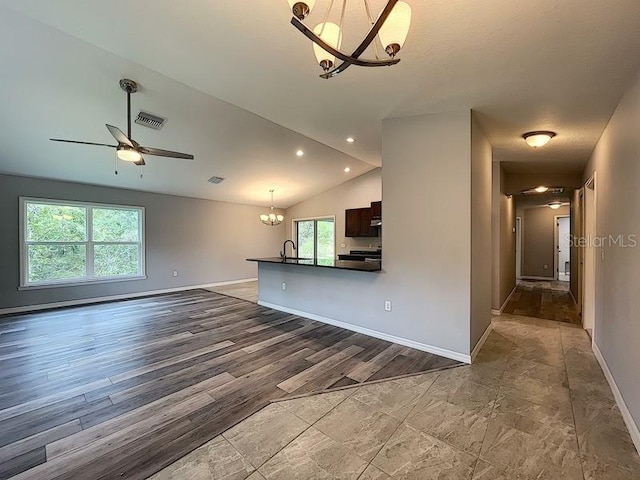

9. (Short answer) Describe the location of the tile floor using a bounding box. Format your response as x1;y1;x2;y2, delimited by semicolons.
149;313;640;480
503;280;580;324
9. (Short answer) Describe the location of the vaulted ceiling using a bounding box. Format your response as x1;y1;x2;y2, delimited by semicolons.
1;0;639;205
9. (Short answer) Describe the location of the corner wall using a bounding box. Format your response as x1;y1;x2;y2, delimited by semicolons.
491;164;516;311
582;70;640;446
258;110;491;360
0;174;284;310
470;115;492;349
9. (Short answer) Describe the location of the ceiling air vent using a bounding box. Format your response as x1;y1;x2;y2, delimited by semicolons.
135;110;167;130
208;176;225;184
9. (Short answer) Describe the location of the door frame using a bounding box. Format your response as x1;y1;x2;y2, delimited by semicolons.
582;173;597;336
554;215;571;281
515;216;522;279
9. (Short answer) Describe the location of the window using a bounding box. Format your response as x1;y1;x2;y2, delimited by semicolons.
20;198;145;288
294;217;335;260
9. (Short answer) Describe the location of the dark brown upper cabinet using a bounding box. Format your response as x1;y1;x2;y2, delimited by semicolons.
371;201;382;218
345;204;379;237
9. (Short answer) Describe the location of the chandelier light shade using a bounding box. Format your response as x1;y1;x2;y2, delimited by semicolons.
523;131;556;148
313;22;343;71
260;190;285;226
287;0;412;79
377;1;412;57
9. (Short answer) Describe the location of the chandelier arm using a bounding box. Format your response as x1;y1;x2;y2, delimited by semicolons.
291;17;399;67
317;0;400;78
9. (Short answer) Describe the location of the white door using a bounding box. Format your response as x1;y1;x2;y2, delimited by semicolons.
556;216;571;281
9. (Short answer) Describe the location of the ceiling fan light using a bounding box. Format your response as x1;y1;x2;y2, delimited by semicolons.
287;0;316;19
523;131;556;148
117;146;142;163
313;22;342;71
378;1;412;57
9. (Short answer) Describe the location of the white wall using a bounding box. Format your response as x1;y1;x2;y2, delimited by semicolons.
582;69;640;443
0;174;284;310
491;164;516;311
285;169;382;254
259;110;490;359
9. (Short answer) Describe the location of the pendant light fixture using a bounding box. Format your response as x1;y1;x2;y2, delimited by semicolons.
287;0;412;79
260;190;285;226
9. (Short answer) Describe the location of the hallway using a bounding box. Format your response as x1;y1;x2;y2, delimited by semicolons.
151;314;640;479
503;280;580;325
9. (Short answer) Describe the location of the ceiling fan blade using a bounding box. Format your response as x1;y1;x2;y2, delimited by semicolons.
139;146;194;160
105;124;134;147
50;138;116;148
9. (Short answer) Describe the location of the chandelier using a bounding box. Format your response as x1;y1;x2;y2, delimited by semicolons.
260;190;285;226
287;0;412;79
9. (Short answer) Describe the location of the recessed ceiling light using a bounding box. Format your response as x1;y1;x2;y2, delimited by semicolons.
296;150;304;157
344;167;351;173
523;131;556;148
346;137;355;143
534;186;549;193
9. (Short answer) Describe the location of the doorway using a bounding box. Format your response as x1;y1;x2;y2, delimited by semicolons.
555;216;571;282
515;216;522;279
582;175;597;333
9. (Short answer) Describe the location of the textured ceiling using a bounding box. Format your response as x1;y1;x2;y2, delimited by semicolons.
1;0;639;199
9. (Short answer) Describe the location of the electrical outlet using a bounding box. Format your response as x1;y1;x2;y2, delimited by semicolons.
173;270;178;277
384;300;392;312
281;282;287;291
543;264;549;270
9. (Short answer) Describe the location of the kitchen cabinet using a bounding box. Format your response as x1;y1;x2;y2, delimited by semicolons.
371;201;382;218
345;207;378;237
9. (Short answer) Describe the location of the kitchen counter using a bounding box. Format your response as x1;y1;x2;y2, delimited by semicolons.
247;257;381;273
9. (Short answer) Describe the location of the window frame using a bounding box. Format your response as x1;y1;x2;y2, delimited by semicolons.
19;197;146;289
292;215;336;260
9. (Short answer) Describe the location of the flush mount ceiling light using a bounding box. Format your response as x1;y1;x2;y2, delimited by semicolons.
534;186;549;193
548;201;563;210
287;0;412;79
260;190;285;226
523;131;556;148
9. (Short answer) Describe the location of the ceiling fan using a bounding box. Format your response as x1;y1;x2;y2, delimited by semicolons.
50;79;194;174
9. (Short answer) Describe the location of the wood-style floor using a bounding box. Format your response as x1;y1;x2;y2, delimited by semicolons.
0;290;460;479
503;280;580;324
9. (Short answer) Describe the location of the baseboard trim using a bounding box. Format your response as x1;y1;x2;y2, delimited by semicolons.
592;342;640;455
471;323;493;362
0;278;258;316
258;300;471;364
491;286;517;316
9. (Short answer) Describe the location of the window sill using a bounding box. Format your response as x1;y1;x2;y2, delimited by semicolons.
18;275;147;291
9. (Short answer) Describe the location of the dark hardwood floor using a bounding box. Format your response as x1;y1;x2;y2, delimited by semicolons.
503;280;580;324
0;290;460;479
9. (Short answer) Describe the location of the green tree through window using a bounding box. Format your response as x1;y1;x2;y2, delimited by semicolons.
295;218;335;260
22;199;144;286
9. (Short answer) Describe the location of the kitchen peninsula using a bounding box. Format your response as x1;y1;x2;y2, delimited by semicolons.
247;256;381;272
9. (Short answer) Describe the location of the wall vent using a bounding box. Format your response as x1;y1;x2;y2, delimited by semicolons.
208;176;225;184
135;111;167;130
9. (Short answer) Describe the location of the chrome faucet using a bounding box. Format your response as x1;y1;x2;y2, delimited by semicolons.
281;240;296;260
